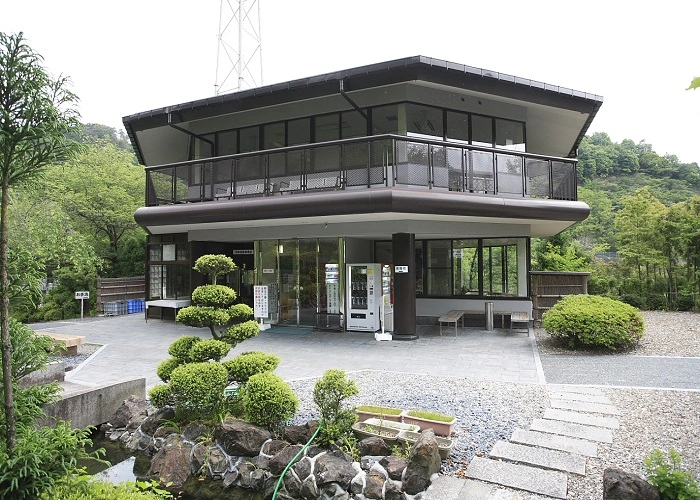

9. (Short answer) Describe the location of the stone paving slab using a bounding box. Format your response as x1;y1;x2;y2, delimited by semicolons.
490;441;586;475
546;384;604;395
550;399;621;416
510;429;598;457
544;408;620;429
424;476;523;499
531;418;613;443
548;391;612;405
466;456;567;499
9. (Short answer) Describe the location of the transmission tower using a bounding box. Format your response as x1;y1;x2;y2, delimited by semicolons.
215;0;263;95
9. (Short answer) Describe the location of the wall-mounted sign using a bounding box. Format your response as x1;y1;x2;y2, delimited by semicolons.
232;249;254;255
394;265;409;273
262;268;275;274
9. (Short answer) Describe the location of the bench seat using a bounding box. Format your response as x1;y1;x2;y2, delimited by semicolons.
438;310;465;337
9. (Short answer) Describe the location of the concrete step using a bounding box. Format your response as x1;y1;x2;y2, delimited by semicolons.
466;456;568;499
423;476;523;499
511;428;597;457
531;418;613;443
548;391;612;405
550;399;621;416
544;408;620;429
490;441;586;475
546;384;604;395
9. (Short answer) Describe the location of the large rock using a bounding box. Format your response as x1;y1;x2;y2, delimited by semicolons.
182;421;212;443
238;462;267;490
384;479;404;500
381;456;407;481
147;434;193;488
320;482;350;500
301;474;320;499
284;424;311;444
364;472;385;499
262;439;288;456
358;436;391;456
269;444;303;476
140;406;175;436
293;456;313;481
110;395;149;429
315;450;357;489
402;429;441;495
603;468;660;500
215;418;272;456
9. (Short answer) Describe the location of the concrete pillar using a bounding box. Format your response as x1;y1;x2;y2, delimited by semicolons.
392;233;418;340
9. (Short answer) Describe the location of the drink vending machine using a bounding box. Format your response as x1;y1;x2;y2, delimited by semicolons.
346;263;381;331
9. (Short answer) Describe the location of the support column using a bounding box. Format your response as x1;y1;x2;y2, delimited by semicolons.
392;233;418;340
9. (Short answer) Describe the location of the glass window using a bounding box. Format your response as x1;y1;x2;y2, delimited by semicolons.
288;118;311;146
453;240;479;295
495;119;525;151
426;240;451;296
371;104;400;135
406;104;443;140
472;115;493;147
446;111;469;144
263;122;286;149
483;238;518;295
341;110;367;139
415;241;424;295
239;126;260;153
315;114;340;142
217;130;237;156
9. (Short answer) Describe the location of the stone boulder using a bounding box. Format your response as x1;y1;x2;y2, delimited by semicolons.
215;418;272;456
315;450;357;490
364;472;385;499
110;395;149;429
262;439;288;456
603;468;660;500
402;429;441;495
182;420;212;443
238;462;267;490
381;456;407;481
147;434;193;488
140;406;175;436
319;481;350;500
269;444;303;475
358;436;391;456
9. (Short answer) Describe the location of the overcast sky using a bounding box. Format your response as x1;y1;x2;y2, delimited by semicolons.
3;0;699;164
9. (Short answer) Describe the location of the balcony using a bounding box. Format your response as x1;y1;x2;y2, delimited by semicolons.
145;135;578;207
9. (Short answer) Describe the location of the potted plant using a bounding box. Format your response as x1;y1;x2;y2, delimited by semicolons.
351;422;400;445
355;405;404;423
401;409;456;437
363;418;420;433
397;430;454;460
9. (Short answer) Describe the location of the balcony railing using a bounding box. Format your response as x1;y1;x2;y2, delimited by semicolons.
145;134;577;206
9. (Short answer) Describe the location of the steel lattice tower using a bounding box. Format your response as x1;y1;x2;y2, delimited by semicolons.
215;0;263;95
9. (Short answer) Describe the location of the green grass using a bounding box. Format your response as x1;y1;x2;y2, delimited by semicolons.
406;409;455;422
356;405;403;416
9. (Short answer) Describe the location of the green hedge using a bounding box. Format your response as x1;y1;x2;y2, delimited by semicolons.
243;372;298;432
148;385;172;409
168;362;229;420
222;351;280;383
156;358;180;383
542;294;644;350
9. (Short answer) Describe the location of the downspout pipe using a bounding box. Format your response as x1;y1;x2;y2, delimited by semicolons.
340;80;368;122
167;110;215;150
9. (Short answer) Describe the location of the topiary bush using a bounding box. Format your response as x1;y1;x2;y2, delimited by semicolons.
313;369;358;446
222;351;281;383
156;357;180;383
191;284;237;309
148;384;172;409
189;339;231;362
193;254;236;283
242;372;298;433
168;362;229;421
542;294;644;350
167;335;202;362
223;320;260;345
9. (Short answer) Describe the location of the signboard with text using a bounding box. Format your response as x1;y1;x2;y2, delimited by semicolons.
253;285;268;318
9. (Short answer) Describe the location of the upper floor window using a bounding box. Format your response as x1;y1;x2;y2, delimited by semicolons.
406;104;443;140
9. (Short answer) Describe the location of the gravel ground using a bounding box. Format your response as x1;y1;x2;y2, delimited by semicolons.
50;343;103;371
535;310;700;357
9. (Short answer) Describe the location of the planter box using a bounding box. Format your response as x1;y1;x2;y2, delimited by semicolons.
352;422;399;445
401;411;456;437
397;430;454;460
355;406;404;423
363;418;420;433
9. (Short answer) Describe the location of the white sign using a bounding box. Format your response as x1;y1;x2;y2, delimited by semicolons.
253;285;268;318
262;268;275;274
232;249;254;255
75;291;90;299
394;265;409;273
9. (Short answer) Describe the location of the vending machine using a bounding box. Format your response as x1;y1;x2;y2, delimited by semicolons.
346;263;381;332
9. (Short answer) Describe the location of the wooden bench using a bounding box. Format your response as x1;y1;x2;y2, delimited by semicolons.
37;332;86;355
438;310;466;337
510;311;530;331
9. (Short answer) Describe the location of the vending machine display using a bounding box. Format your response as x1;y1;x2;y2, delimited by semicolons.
346;263;381;331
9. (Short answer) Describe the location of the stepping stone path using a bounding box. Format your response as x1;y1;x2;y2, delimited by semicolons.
462;384;621;499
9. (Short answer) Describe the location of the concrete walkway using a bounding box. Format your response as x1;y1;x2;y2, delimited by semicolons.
30;315;540;389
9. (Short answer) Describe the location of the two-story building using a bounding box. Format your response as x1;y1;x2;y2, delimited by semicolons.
126;56;601;339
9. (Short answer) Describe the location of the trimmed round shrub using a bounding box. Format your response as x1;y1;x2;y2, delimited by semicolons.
189;339;231;362
167;335;202;362
194;254;237;281
242;372;298;432
223;320;260;346
156;357;180;382
229;303;254;321
177;306;231;329
222;351;281;383
542;294;644;350
168;362;229;420
148;384;172;409
192;284;237;308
